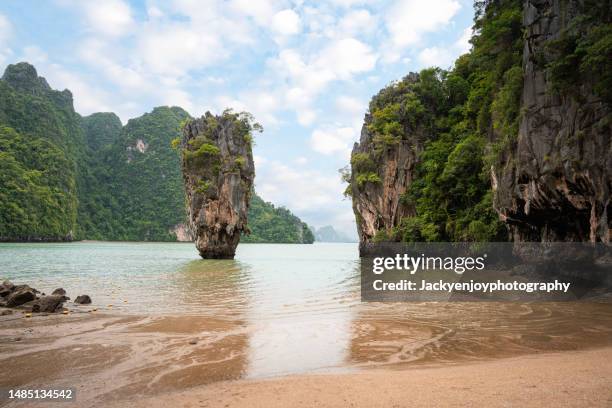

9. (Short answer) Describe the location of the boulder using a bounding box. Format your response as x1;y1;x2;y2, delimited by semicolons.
74;295;92;304
0;280;14;297
51;288;66;296
31;295;68;313
5;285;36;307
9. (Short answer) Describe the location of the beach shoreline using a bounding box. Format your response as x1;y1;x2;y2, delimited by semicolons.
108;346;612;408
1;311;611;407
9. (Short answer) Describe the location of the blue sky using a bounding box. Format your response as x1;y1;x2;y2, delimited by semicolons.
0;0;475;238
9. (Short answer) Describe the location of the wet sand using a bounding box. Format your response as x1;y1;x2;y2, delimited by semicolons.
109;347;612;408
1;308;612;407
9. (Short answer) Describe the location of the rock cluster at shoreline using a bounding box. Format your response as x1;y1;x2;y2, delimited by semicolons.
0;280;91;313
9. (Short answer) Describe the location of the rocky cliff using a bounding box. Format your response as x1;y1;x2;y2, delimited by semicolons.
349;0;610;251
348;64;504;251
180;111;256;258
349;110;420;245
492;0;611;243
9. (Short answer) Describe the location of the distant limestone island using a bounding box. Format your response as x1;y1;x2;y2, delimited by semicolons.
0;62;314;245
311;225;356;243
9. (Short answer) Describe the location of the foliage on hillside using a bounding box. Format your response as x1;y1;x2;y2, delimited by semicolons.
81;112;122;151
82;106;192;241
0;64;313;243
0;63;83;240
349;0;523;242
0;126;76;240
243;194;315;244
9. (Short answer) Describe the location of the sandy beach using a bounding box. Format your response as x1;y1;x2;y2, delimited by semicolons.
1;310;611;407
108;347;612;408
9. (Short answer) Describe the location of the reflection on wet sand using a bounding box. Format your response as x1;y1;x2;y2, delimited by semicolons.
349;301;612;367
0;314;249;405
0;259;252;406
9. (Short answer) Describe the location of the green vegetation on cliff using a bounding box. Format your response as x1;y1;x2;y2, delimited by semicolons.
84;106;191;241
0;64;313;243
542;0;611;104
349;0;523;242
242;194;315;244
81;112;122;151
0;63;82;240
0;126;76;240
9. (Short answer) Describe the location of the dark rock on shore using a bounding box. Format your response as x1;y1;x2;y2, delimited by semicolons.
31;295;69;313
5;285;37;307
0;281;93;313
0;280;14;297
74;295;92;304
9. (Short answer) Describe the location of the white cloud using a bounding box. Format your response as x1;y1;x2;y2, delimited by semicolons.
385;0;461;59
328;0;371;7
417;25;473;69
80;0;134;37
258;161;343;211
21;46;48;65
310;126;357;156
214;90;280;128
138;23;226;76
0;14;11;44
295;157;308;165
254;155;268;168
315;38;377;80
418;47;454;68
271;9;301;36
337;9;376;37
335;95;365;118
267;38;376;124
271;38;376;92
297;109;316;126
43;64;115;115
0;14;12;66
455;26;472;54
146;5;164;19
228;0;281;26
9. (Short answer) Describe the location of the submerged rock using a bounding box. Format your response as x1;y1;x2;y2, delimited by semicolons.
74;295;92;304
180;111;257;259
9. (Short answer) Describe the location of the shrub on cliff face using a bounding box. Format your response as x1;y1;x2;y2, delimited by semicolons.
544;1;611;104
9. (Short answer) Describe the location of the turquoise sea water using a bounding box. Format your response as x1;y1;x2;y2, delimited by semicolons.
0;242;361;316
